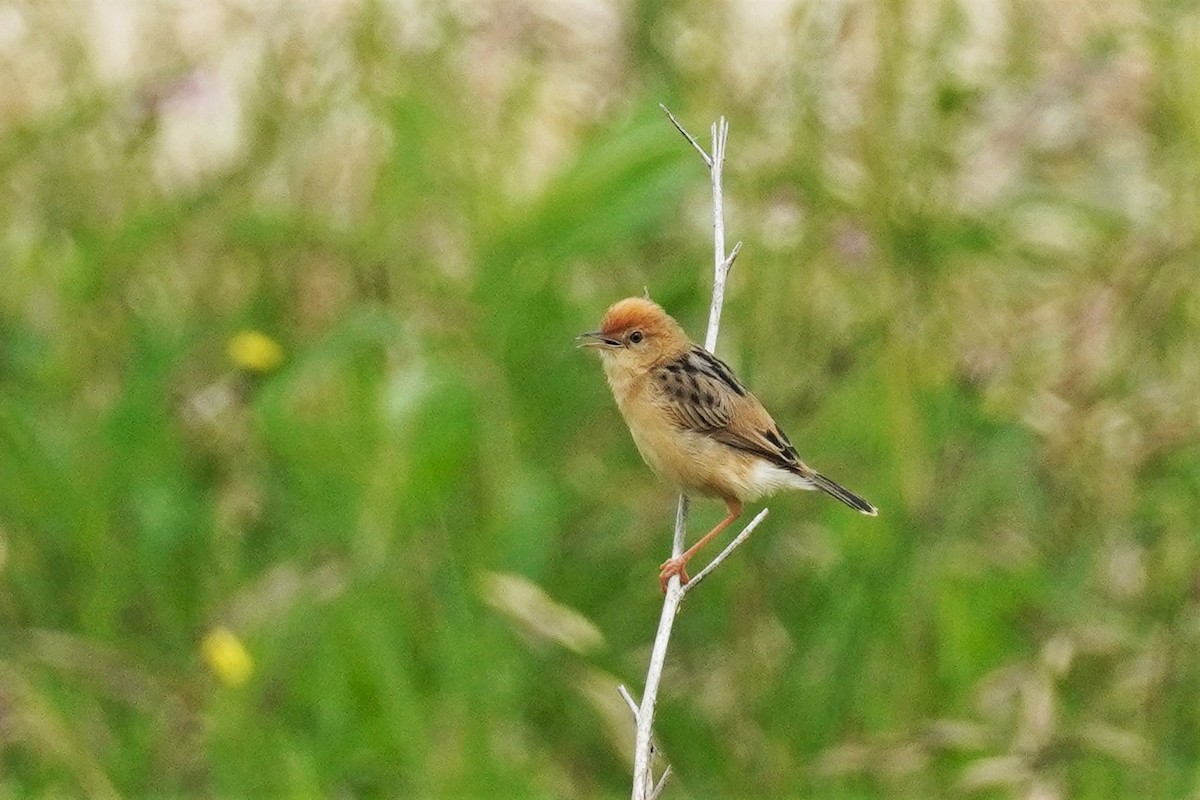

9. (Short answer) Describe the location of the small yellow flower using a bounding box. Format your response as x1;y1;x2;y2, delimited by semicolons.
227;330;284;373
202;627;253;687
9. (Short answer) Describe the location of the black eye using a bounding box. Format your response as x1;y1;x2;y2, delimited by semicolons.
629;331;644;344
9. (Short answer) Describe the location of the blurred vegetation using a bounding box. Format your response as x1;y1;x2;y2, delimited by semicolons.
2;0;1199;797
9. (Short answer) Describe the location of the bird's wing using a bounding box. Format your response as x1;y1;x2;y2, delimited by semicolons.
651;346;810;474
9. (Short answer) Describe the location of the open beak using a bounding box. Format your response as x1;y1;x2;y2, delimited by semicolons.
576;331;621;350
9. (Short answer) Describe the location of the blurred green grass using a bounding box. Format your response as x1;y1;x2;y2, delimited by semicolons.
2;1;1200;797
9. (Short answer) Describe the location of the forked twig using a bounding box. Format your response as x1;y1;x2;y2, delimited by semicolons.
630;107;766;800
722;240;744;272
618;684;640;716
619;684;671;797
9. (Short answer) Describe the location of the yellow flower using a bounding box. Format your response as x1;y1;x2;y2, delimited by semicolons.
202;627;253;687
227;330;284;373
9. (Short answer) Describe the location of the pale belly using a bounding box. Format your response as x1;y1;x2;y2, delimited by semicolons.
628;421;811;502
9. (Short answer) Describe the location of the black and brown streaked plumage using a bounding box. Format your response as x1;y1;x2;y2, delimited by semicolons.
579;296;876;591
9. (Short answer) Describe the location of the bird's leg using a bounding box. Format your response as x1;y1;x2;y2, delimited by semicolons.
659;498;743;592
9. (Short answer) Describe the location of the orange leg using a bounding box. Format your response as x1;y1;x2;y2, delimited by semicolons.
659;498;744;592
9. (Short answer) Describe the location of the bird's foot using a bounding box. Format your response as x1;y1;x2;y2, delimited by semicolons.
658;557;690;593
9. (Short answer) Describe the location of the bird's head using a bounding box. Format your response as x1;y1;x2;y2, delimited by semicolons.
577;297;690;372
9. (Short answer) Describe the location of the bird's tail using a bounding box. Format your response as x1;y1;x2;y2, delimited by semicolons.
811;472;878;516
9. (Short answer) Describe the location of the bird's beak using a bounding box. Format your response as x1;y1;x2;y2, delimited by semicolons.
576;331;621;350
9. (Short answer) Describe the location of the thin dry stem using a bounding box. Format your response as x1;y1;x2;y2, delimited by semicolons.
632;108;765;800
618;684;639;717
618;685;660;762
659;103;712;166
632;498;686;798
703;117;731;354
650;767;672;800
723;240;744;272
682;508;770;595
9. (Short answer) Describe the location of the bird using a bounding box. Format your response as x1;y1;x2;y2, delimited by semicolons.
578;296;877;592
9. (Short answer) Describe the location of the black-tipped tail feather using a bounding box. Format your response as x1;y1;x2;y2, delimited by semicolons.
811;472;878;516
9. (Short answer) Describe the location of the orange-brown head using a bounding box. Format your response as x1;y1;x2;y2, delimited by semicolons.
577;297;692;371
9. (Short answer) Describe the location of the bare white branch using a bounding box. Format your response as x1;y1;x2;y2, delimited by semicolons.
632;493;689;796
703;117;732;354
618;684;640;718
631;110;766;800
682;508;770;595
722;240;744;273
650;766;673;800
632;576;684;799
670;492;689;562
621;683;668;784
659;103;712;166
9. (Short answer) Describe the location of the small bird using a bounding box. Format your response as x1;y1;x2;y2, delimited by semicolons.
579;297;877;591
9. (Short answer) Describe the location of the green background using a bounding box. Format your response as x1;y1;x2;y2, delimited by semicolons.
2;1;1199;797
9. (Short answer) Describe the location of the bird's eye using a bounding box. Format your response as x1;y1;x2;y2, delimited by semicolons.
629;331;644;345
